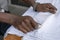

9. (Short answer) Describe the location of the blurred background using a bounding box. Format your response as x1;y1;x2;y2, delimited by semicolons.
8;0;30;16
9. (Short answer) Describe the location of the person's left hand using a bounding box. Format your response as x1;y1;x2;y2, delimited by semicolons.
35;3;57;14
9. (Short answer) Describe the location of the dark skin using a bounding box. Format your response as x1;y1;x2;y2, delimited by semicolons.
12;16;37;33
36;3;57;13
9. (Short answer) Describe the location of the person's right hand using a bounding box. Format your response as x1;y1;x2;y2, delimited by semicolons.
12;16;38;33
35;3;57;14
0;13;38;33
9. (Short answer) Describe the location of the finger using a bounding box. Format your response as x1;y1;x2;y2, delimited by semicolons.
21;21;31;32
48;4;57;10
39;8;49;12
49;9;56;14
24;19;34;31
49;6;57;11
29;17;38;29
18;25;28;33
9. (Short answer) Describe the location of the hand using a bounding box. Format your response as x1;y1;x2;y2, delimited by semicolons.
36;3;57;14
12;16;38;33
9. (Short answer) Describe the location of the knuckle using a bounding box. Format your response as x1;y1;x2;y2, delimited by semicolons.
27;16;32;18
25;19;30;22
25;16;32;19
25;18;28;21
28;16;33;20
47;3;51;6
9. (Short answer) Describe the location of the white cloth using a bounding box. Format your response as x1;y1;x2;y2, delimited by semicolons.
5;0;60;40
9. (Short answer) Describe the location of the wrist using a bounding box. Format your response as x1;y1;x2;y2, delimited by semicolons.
10;15;20;25
30;0;36;6
33;3;40;11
